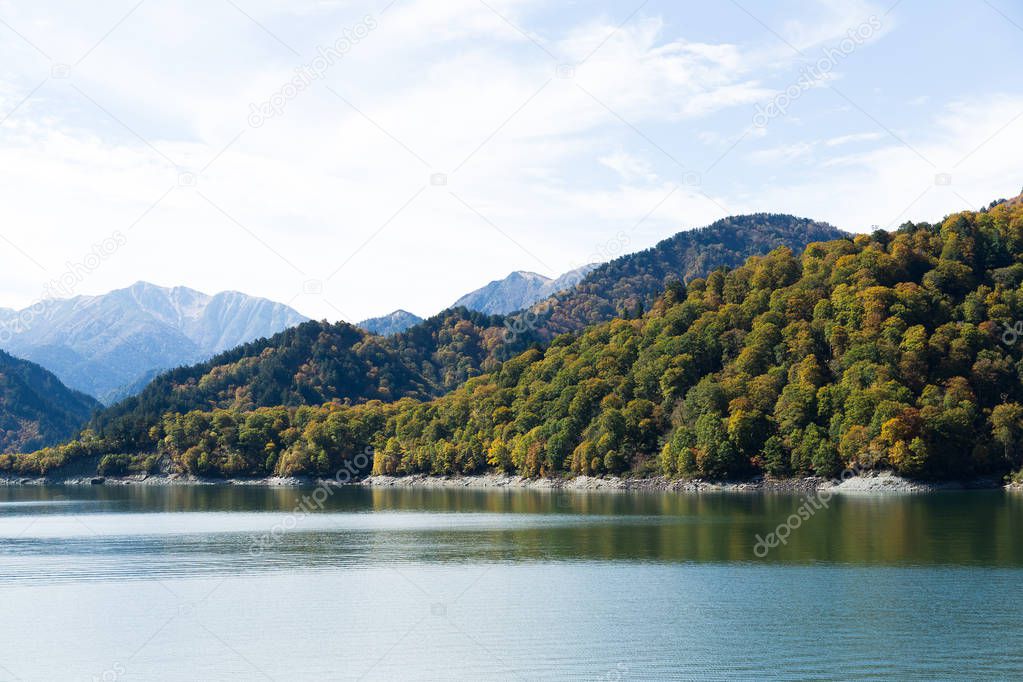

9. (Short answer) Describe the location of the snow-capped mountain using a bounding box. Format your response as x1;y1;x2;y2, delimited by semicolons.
0;282;309;402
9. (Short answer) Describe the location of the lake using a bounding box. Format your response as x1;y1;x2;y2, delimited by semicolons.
0;484;1021;680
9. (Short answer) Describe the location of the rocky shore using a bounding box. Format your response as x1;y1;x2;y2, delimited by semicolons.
362;470;1000;493
1;469;1004;492
0;473;328;488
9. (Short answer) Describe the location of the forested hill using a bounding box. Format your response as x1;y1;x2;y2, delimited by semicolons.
87;321;436;445
0;350;100;453
515;214;846;336
83;214;845;451
86;197;1023;484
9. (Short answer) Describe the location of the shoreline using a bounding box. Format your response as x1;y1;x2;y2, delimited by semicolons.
362;471;1002;493
0;470;1007;493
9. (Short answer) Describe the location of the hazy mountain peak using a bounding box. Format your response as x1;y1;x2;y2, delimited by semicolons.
510;271;550;281
452;264;599;316
0;282;308;402
358;309;424;336
549;263;601;294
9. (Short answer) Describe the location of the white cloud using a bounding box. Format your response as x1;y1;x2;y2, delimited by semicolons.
779;0;893;52
0;0;1017;324
0;0;805;320
823;131;884;146
748;142;814;164
598;150;657;183
741;94;1023;231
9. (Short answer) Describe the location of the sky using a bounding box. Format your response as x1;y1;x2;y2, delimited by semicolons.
0;0;1021;322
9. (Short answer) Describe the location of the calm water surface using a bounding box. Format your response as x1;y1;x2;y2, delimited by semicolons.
1;485;1021;680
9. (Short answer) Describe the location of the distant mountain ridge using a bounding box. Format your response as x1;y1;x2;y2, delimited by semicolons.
358;310;424;336
0;282;309;402
451;264;600;315
0;349;100;453
84;213;846;450
357;265;600;335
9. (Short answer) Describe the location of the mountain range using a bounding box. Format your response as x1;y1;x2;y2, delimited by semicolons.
358;264;601;336
137;196;1023;484
8;195;1023;483
84;213;845;451
0;282;309;403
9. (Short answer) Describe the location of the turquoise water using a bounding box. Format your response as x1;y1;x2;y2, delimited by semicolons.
0;486;1021;680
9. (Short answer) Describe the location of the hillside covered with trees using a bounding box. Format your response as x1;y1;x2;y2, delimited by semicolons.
84;214;839;450
11;199;1023;483
516;214;845;337
0;350;100;453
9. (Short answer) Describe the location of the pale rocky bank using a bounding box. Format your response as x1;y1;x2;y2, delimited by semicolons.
0;470;1004;492
362;470;1000;493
